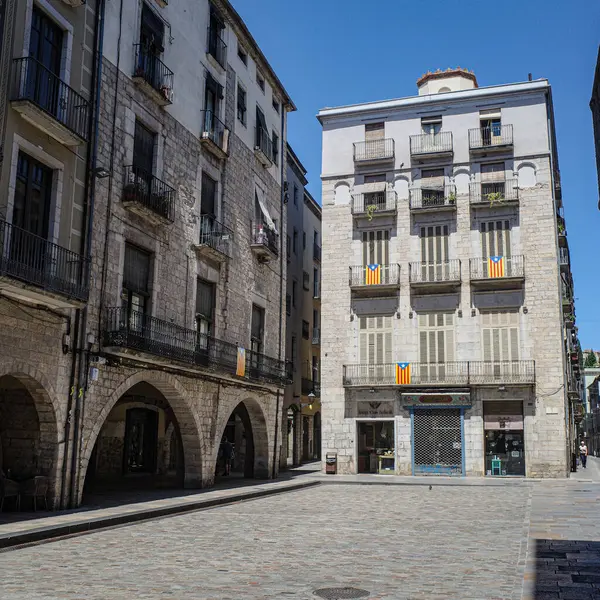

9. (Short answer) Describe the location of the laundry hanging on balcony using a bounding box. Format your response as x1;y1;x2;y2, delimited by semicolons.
255;185;278;234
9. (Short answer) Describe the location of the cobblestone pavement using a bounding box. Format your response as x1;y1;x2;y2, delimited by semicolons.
0;461;599;600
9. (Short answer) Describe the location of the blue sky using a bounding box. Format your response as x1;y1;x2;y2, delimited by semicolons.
232;0;600;349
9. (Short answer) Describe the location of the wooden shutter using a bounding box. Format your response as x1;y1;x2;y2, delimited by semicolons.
365;122;385;141
481;220;511;258
481;310;519;361
359;317;392;364
418;313;454;363
480;162;505;182
362;230;390;265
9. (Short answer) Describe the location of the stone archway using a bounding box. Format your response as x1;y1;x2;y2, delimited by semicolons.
0;361;63;508
79;371;203;503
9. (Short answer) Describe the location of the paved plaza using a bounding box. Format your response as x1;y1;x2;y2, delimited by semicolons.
0;460;599;600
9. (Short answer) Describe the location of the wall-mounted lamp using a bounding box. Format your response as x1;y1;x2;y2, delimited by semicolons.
86;332;96;348
93;166;111;179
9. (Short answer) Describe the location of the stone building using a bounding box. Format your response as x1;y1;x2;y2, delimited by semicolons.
0;0;295;509
317;68;580;478
283;144;321;466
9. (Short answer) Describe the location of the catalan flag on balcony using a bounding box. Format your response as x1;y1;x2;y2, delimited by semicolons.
236;347;246;377
365;264;381;285
395;362;411;385
488;256;505;278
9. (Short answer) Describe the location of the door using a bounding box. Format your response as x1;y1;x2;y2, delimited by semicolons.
123;408;158;474
418;312;455;382
413;409;462;475
481;118;502;146
132;121;156;210
362;230;390;281
419;224;449;282
139;4;164;88
313;413;321;460
302;416;309;461
121;244;151;339
481;310;520;379
359;316;393;383
195;278;215;365
481;220;511;276
28;8;63;117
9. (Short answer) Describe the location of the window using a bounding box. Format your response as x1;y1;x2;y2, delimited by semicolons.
250;304;264;355
358;316;393;365
286;294;291;316
140;3;164;53
293;184;299;206
303;271;310;291
257;72;265;92
302;320;310;339
204;72;223;121
480;220;511;258
364;173;386;184
122;244;151;327
286;235;291;260
292;281;297;307
480;109;502;141
272;131;279;165
481;310;519;364
313;267;319;298
237;43;247;66
420;225;449;264
362;230;389;265
133;120;156;175
480;162;506;198
421;115;442;135
291;335;297;370
255;106;269;153
313;309;319;329
207;5;225;66
196;278;215;348
365;122;385;141
293;228;298;254
272;97;280;113
418;312;455;381
303;231;306;249
237;85;247;125
201;172;217;217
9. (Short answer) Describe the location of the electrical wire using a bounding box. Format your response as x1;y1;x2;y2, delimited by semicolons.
0;293;70;326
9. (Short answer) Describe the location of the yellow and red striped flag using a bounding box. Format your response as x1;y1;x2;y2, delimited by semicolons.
488;256;505;278
365;264;381;285
395;362;411;385
236;347;246;377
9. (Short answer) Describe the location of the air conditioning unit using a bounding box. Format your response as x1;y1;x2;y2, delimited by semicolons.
61;0;86;6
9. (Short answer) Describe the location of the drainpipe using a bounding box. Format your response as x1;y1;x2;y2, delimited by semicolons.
272;107;286;480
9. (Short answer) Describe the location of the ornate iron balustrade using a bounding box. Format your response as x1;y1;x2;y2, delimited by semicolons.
469;180;518;205
103;307;289;385
198;215;233;258
351;191;397;215
469;124;513;149
353;138;394;162
349;264;400;287
207;26;227;68
10;56;90;141
132;45;174;101
123;165;176;222
409;131;453;155
559;247;569;267
409;185;457;210
313;242;321;262
409;259;461;284
343;360;535;386
252;224;279;256
200;110;229;153
469;255;524;280
0;219;89;301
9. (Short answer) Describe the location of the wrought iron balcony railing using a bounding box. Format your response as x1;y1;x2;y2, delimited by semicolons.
252;224;279;256
349;264;400;287
200;110;229;155
353;138;394;162
469;255;524;280
132;45;174;103
342;360;535;386
469;180;518;205
312;328;320;345
313;242;321;263
409;131;453;156
351;191;397;216
409;259;461;284
469;124;513;150
559;247;569;267
207;26;227;69
103;307;290;386
254;127;273;163
10;56;90;141
409;185;457;210
0;219;89;301
123;165;176;222
197;215;233;258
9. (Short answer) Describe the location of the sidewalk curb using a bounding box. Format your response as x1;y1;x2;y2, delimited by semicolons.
0;479;321;551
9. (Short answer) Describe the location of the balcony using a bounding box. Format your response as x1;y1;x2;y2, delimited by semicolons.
342;360;535;387
207;26;227;69
409;260;461;292
557;216;567;247
409;131;453;160
251;224;279;261
132;45;174;107
10;57;90;145
103;307;290;386
0;219;89;308
469;180;518;207
349;264;400;292
192;215;233;263
200;110;229;159
468;124;513;153
353;139;394;164
312;328;320;345
122;165;175;225
313;242;321;263
561;281;574;313
254;127;273;166
313;281;320;300
559;247;570;272
409;185;457;212
469;255;525;289
351;191;397;220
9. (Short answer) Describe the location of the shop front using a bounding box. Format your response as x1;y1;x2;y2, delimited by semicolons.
355;400;395;474
483;400;525;476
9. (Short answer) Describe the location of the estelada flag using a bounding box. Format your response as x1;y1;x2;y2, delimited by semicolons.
395;362;411;384
488;256;505;278
236;347;246;377
365;264;381;285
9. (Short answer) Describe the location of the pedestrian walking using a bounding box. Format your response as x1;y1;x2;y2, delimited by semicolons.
221;436;234;476
579;440;588;469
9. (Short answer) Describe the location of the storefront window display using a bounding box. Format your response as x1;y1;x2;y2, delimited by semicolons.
357;421;395;474
484;401;525;476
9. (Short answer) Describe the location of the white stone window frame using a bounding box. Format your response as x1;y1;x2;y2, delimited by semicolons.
6;134;64;246
22;0;74;86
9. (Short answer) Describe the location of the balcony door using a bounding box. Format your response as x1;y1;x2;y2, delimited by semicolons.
131;120;156;206
204;73;223;137
418;312;455;382
28;8;63;117
196;278;215;364
420;224;449;281
362;230;389;279
480;219;511;276
122;244;151;335
139;3;164;89
359;316;392;383
421;168;445;206
250;304;265;374
481;310;519;378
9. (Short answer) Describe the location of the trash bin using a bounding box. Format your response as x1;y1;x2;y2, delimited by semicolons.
325;452;337;474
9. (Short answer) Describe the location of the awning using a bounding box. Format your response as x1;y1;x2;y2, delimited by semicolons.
255;186;278;234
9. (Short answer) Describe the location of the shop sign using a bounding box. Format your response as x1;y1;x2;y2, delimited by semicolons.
484;415;523;430
402;393;471;407
356;401;394;417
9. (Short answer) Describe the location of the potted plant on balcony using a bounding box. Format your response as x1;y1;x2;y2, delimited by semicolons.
447;191;457;204
565;313;575;328
486;191;504;206
366;204;378;221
